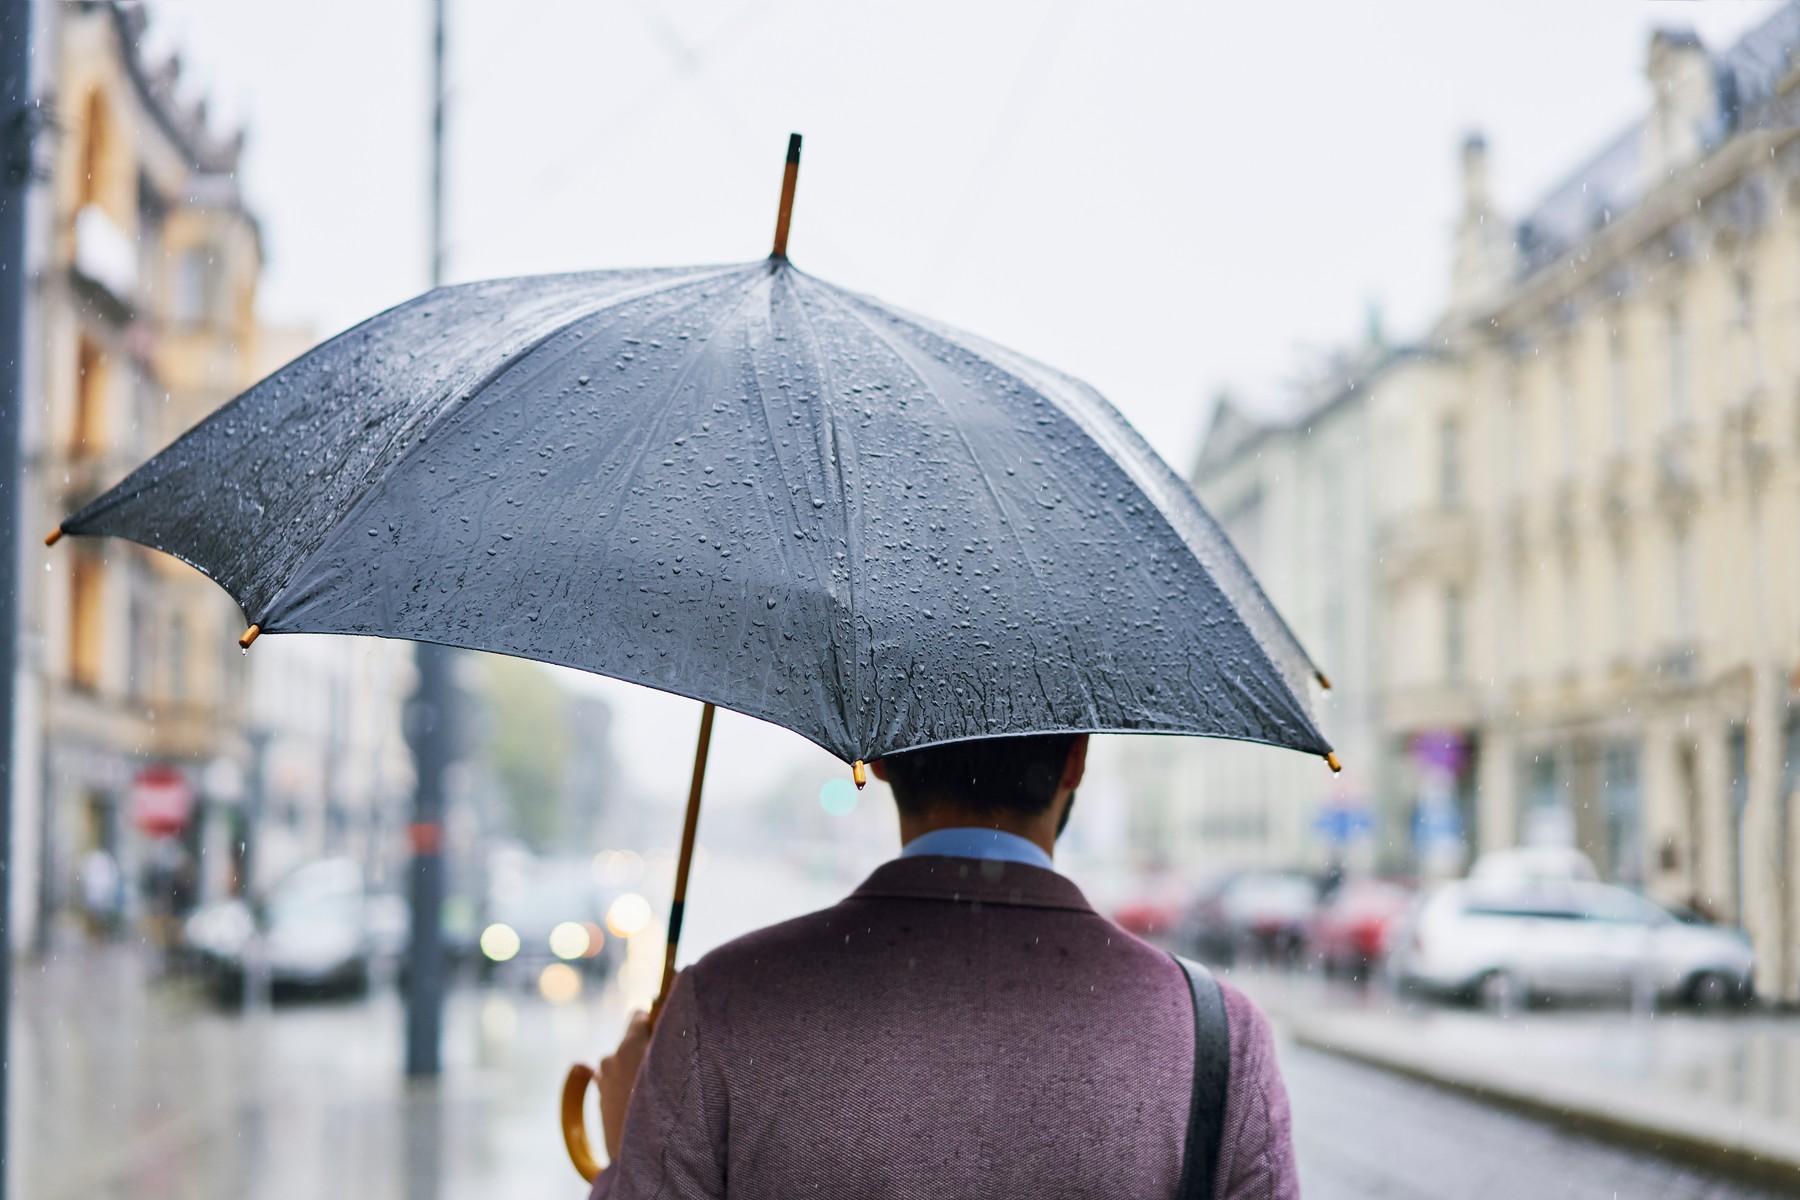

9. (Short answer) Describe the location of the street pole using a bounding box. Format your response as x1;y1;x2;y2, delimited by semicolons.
405;0;450;1079
0;3;32;1194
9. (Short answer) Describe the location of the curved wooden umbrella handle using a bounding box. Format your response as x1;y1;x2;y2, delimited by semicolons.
561;1062;603;1183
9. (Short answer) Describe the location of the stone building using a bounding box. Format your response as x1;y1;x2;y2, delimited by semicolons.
1383;12;1800;999
1118;351;1386;877
18;3;411;948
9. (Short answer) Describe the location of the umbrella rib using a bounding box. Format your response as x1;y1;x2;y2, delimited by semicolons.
781;271;869;752
816;283;1090;732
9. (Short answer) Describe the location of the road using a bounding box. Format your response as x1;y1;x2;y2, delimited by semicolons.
1283;1040;1788;1200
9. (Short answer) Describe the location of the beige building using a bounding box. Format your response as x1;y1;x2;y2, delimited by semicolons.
1382;14;1800;999
19;4;412;948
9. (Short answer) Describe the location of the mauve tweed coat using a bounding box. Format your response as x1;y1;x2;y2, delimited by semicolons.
590;855;1299;1199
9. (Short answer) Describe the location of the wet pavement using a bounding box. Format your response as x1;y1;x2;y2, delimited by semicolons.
13;856;1798;1198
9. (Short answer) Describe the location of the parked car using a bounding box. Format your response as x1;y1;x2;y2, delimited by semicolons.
1390;878;1754;1010
1181;871;1319;966
183;858;396;1004
1308;877;1413;978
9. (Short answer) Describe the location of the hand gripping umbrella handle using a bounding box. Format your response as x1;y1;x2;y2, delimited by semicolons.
561;1062;603;1183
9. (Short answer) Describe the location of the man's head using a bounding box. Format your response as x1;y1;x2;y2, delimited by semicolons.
869;733;1090;848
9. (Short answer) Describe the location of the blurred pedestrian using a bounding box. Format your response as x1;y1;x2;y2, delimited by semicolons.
591;734;1298;1199
79;846;122;939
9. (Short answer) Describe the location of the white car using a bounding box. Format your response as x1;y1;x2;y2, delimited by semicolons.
1391;878;1754;1010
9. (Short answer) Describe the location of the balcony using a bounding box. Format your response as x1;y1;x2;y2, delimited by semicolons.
1376;506;1477;584
1646;642;1701;693
1654;425;1699;516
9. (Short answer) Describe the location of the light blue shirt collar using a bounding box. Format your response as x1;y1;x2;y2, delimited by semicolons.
899;827;1055;872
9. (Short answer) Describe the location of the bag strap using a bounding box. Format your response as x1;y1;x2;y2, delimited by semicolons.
1172;952;1230;1200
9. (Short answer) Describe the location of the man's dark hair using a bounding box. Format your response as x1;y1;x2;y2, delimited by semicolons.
878;733;1079;819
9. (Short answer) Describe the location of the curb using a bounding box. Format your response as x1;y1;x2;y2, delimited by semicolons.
1285;1014;1800;1193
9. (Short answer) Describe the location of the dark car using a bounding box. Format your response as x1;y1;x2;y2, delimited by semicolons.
477;856;614;988
1181;871;1321;966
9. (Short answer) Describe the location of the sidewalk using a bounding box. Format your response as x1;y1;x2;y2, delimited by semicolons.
1232;969;1800;1190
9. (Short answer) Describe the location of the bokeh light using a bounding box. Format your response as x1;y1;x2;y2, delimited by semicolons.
479;922;521;962
548;920;591;960
819;777;858;816
606;892;653;938
538;963;583;1004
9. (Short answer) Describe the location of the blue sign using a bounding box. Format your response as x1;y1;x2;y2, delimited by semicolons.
1314;805;1374;844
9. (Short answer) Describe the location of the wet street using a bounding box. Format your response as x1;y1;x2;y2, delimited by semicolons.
14;848;1797;1199
14;944;1793;1199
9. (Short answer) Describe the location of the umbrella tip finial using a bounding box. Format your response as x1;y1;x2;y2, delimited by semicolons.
1316;670;1332;691
238;624;261;650
44;526;63;547
852;759;867;790
771;133;803;259
1325;751;1342;774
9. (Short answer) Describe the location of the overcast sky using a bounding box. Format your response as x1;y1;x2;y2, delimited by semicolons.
139;1;1784;809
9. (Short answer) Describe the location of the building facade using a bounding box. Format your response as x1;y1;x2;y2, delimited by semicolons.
18;3;412;949
1382;13;1800;1000
1119;356;1387;878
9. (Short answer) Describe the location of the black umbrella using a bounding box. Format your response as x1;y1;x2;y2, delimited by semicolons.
50;134;1335;1176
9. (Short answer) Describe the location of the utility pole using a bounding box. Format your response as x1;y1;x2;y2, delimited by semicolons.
0;2;32;1192
405;0;450;1079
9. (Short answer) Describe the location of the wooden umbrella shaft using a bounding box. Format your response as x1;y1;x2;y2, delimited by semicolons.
654;701;715;1020
771;133;801;258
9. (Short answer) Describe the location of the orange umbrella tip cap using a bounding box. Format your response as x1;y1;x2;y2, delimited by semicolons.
1325;751;1343;774
238;624;261;649
852;760;867;790
1316;670;1332;691
43;527;62;547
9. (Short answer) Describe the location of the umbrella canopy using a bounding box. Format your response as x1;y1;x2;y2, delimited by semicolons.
59;259;1331;765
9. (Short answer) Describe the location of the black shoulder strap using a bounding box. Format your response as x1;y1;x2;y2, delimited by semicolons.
1172;952;1230;1200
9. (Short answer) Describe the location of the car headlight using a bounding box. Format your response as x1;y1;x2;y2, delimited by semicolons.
480;923;521;962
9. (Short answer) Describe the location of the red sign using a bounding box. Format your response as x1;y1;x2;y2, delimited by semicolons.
130;766;194;838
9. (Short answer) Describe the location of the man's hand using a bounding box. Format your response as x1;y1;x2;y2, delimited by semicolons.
598;1009;654;1161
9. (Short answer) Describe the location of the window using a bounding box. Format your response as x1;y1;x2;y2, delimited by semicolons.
1438;414;1462;507
1670;522;1697;642
1728;723;1749;922
68;552;103;691
1602;743;1643;884
168;614;188;704
1610;538;1632;661
1667;304;1689;422
1560;553;1579;674
1444;585;1465;684
1556;349;1577;477
78;91;110;211
173;248;214;328
1734;269;1758;390
1608;326;1629;453
73;336;106;454
127;586;150;700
